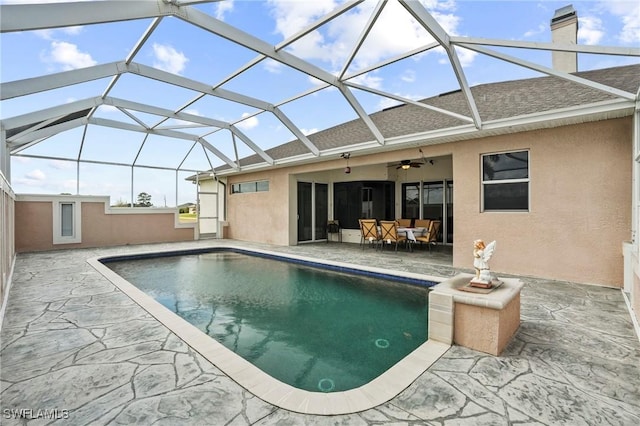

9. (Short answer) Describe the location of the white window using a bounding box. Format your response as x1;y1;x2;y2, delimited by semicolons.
61;203;74;236
53;201;82;244
481;150;529;211
231;180;269;194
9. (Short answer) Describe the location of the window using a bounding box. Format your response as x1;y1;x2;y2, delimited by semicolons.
53;200;82;244
61;203;74;236
231;180;269;194
482;151;529;211
401;183;420;219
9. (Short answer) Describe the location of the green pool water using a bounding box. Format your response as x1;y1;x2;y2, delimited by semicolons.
105;250;430;393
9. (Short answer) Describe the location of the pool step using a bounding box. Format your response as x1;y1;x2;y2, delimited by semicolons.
199;232;217;240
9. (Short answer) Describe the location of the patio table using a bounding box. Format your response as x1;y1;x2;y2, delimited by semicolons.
397;227;427;251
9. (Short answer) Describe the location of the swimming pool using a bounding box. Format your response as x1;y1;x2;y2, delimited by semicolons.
103;249;432;393
90;245;450;414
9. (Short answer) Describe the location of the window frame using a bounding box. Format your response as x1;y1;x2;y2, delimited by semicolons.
230;180;269;194
481;150;530;212
53;200;82;244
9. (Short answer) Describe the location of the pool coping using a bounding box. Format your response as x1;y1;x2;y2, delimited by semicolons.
87;244;451;415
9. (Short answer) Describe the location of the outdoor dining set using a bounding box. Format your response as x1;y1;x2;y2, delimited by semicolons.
358;218;441;252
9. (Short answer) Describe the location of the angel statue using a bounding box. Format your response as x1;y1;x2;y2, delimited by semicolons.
473;240;498;284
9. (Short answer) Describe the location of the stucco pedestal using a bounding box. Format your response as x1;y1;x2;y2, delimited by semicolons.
429;273;523;356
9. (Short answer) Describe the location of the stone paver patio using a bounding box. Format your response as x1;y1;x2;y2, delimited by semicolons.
1;240;639;425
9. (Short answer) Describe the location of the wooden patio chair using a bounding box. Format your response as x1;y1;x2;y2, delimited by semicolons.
415;220;441;252
379;220;407;251
413;219;431;231
359;219;380;250
395;218;412;227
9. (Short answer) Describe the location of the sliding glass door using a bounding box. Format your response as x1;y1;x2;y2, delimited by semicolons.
297;181;328;243
401;180;453;244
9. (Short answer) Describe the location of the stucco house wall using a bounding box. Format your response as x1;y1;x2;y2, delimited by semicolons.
452;118;631;287
224;170;291;245
221;117;631;288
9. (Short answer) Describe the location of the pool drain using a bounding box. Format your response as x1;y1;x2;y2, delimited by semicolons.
375;338;390;349
317;378;335;392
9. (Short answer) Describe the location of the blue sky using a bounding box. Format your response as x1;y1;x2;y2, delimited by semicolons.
1;0;639;206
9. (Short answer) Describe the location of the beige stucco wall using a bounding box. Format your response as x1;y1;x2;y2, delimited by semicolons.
452;118;631;287
221;118;631;287
15;200;54;251
15;196;195;252
224;170;291;245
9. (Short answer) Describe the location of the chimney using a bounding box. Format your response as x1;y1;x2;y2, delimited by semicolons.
550;5;578;73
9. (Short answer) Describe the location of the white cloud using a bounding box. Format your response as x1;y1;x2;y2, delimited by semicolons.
25;169;46;181
268;0;338;38
62;179;81;191
578;16;604;45
35;25;83;41
377;92;423;111
618;17;640;43
236;113;259;130
454;45;477;68
595;0;640;44
377;98;403;111
349;72;383;89
215;0;234;20
49;160;74;170
99;105;119;114
152;43;188;74
266;0;471;80
263;58;284;74
42;41;96;70
301;127;319;135
401;69;416;83
524;23;546;38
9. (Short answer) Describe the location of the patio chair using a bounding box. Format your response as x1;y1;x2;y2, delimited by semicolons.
379;220;407;251
395;218;412;227
359;219;380;250
415;220;441;252
413;219;431;230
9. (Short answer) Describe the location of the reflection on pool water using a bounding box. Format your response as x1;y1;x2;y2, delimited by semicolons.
105;250;431;392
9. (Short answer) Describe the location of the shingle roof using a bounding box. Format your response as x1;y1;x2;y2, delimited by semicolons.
223;63;640;170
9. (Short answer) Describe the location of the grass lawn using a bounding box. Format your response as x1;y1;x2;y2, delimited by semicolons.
179;213;197;221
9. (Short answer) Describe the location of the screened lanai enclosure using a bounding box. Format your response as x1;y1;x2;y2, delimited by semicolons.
3;0;639;209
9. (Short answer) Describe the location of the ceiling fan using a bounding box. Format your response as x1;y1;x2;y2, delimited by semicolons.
390;159;423;170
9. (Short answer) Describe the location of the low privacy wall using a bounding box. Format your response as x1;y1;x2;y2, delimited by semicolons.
15;195;196;253
1;173;16;314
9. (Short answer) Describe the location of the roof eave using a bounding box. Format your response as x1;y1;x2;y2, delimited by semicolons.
207;98;637;178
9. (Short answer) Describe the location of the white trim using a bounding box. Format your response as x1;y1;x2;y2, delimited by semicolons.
480;150;530;213
0;254;16;332
621;290;640;343
53;199;82;244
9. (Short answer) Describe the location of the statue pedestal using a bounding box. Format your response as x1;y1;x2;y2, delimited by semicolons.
429;273;523;356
